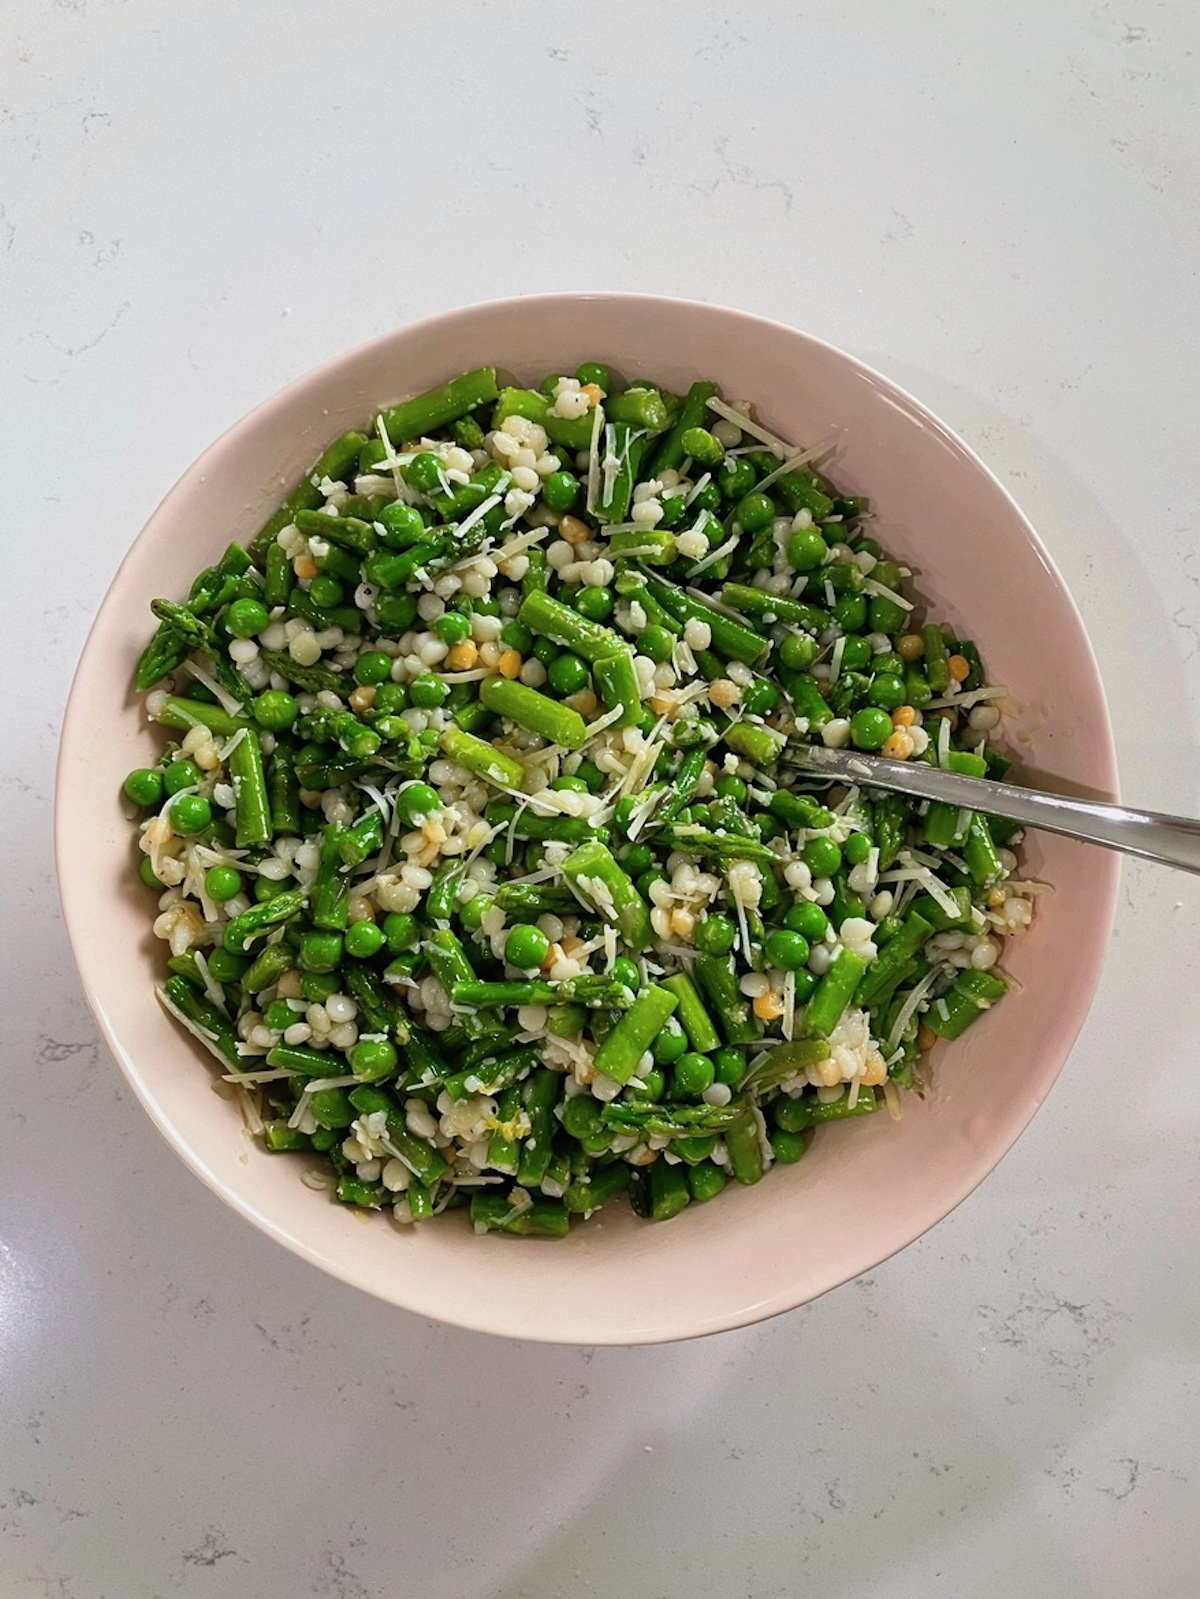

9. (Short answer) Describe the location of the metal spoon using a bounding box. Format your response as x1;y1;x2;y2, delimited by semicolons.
781;745;1200;875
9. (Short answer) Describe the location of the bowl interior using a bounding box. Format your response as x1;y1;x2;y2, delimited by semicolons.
56;294;1118;1343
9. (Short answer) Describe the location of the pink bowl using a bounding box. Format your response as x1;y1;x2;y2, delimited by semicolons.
56;294;1119;1344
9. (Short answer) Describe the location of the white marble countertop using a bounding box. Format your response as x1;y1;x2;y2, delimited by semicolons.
5;2;1199;1594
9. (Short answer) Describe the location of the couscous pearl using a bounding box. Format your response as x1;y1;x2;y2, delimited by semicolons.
821;717;852;749
702;1082;733;1107
289;631;322;667
324;993;357;1025
971;939;999;970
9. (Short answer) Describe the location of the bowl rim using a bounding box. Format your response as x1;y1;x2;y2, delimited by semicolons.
55;291;1121;1342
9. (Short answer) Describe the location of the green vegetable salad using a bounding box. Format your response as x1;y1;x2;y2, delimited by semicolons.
126;362;1037;1235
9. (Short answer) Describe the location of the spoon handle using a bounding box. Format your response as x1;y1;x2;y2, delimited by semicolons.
782;747;1200;875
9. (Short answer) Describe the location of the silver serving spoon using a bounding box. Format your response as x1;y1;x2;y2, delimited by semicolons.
782;745;1200;875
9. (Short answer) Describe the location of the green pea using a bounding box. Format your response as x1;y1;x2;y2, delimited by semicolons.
629;1067;666;1100
395;783;440;826
869;595;910;635
429;609;469;646
867;672;906;711
300;931;343;973
353;650;392;686
375;591;419;632
409;673;447;709
763;929;811;971
619;842;653;878
403;452;445;494
736;490;776;534
850;706;893;751
688;1160;727;1202
843;831;874;866
262;1000;294;1032
574;758;604;793
550;774;590;795
344;920;385;958
610;957;641;993
690;481;722;514
308;574;345;609
840;635;873;671
349;1037;399;1082
713;1046;746;1087
164;758;201;796
252;690;298;731
139;855;164;889
741;678;779;717
786;902;828;941
205;865;243;903
771;1129;807;1164
637;624;674;663
802;836;841;878
308;1087;356;1130
377;502;426;549
833;593;868;633
575;586;614;622
575;361;612;392
532;635;560;666
505;923;549;971
123;767;164;807
714;774;747;803
458;895;491;933
680;426;725;467
171;794;212;836
651;1015;688;1066
547;652;590;696
372;682;408;714
200;949;244;986
785;528;828;572
499;620;533;654
254;874;289;902
542;470;580;512
773;1095;809;1133
673;1052;715;1098
694;913;736;957
226;597;269;638
719;457;757;501
612;796;638;835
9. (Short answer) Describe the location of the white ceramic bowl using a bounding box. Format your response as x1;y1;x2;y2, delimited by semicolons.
56;294;1118;1344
